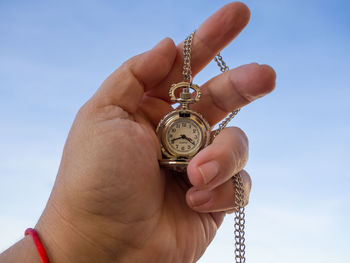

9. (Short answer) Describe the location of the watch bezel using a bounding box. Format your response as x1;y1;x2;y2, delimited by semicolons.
156;109;210;159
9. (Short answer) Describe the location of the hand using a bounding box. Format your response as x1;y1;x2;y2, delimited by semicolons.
171;135;183;144
171;134;195;145
32;2;275;263
182;135;195;145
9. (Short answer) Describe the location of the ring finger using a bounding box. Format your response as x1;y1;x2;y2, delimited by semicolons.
187;127;248;190
186;170;252;213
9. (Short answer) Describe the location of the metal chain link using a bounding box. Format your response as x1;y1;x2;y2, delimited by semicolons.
183;32;195;81
183;31;246;263
214;53;229;72
233;172;246;263
211;53;241;143
215;52;245;263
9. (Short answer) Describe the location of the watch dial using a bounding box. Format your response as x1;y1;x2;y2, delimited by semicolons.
166;118;203;155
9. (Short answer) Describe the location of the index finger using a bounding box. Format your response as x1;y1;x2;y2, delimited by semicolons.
147;2;251;101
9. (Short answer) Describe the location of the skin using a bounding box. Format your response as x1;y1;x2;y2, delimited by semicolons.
0;2;276;263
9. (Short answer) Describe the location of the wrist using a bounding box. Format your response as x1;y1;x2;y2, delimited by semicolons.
35;202;175;263
35;200;126;263
0;236;42;263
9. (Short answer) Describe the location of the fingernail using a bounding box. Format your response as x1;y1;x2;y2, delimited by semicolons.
189;190;212;207
198;161;219;184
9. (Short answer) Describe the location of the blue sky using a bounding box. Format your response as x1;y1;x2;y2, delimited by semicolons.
0;0;349;262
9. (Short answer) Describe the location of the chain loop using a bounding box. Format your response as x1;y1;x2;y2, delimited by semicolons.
215;54;245;263
213;51;246;263
211;52;241;142
233;173;246;263
214;53;230;72
183;32;195;81
182;32;246;263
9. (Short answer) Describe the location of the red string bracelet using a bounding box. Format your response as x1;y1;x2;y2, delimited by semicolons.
25;228;50;263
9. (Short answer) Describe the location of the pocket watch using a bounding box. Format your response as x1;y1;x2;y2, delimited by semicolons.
156;81;210;171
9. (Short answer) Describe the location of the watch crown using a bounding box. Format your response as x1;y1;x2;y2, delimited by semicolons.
169;82;201;104
180;91;191;100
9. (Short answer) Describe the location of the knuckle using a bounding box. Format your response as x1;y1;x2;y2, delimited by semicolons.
228;69;253;103
231;126;249;147
240;170;252;190
75;100;95;122
95;105;130;122
231;127;249;170
76;98;131;123
210;127;249;175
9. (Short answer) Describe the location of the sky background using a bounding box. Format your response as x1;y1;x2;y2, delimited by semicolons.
0;0;349;262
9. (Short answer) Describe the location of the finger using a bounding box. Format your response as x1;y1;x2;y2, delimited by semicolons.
92;38;177;113
209;212;226;228
187;127;248;190
192;63;276;126
147;2;251;101
186;170;251;213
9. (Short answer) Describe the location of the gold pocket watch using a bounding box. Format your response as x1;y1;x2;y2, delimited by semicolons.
156;81;210;171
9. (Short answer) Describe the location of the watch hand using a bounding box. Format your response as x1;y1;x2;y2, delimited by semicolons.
172;134;187;143
183;135;195;145
172;134;195;145
171;137;182;143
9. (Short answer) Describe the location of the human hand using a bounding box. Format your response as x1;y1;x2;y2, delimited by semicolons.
34;2;276;263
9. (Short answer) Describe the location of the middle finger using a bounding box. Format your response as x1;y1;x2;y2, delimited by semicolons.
191;63;276;127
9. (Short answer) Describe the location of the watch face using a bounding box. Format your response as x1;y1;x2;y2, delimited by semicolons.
165;118;203;156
